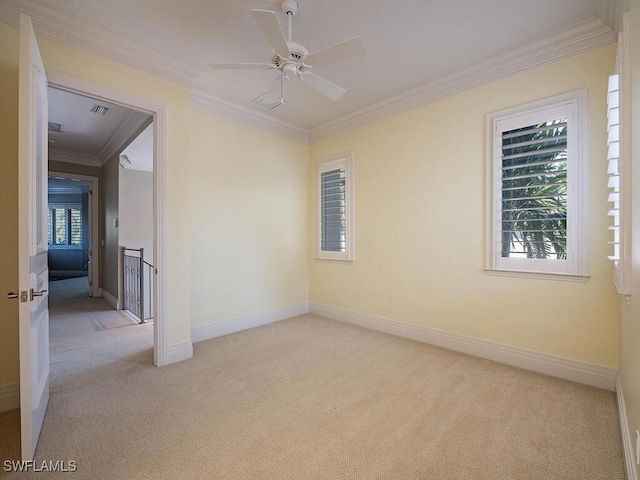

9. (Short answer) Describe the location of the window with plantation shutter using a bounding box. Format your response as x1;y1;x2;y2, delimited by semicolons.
486;91;588;280
48;203;82;249
606;22;631;295
317;153;354;261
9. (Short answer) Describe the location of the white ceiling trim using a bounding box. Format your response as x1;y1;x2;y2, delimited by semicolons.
191;90;310;144
0;1;619;146
49;148;101;167
0;0;201;89
98;111;151;164
309;17;617;143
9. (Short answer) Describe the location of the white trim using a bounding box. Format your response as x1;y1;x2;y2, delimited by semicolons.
48;171;100;297
164;341;193;366
48;149;101;168
45;70;169;368
485;89;588;279
309;303;617;391
0;2;617;145
0;383;20;413
97;111;150;164
120;308;142;324
316;152;355;262
309;18;616;143
190;90;309;144
485;269;590;283
100;289;119;310
0;0;199;89
616;376;638;480
191;303;309;344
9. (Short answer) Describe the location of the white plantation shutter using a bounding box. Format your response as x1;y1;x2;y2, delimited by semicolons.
317;153;354;261
500;119;568;259
320;168;346;252
606;21;631;295
48;203;82;248
486;90;587;280
606;74;620;263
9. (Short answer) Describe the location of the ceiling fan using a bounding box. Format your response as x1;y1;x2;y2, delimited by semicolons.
209;0;366;110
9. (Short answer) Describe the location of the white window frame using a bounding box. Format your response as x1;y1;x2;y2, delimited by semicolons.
486;90;588;281
316;152;354;262
48;202;83;249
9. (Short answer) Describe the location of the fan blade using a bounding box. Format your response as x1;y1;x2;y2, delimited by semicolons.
262;74;284;104
302;72;346;100
251;9;290;59
209;62;275;70
306;36;366;67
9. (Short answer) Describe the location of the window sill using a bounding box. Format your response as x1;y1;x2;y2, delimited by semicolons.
315;257;355;263
485;269;589;283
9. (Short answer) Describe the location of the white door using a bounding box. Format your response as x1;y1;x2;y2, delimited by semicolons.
18;14;50;461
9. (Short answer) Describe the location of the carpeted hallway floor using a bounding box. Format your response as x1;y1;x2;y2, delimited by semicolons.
0;278;625;479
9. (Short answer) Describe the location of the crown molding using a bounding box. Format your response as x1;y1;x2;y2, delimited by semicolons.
191;90;310;144
0;0;201;89
49;149;101;167
599;0;621;33
98;110;151;163
309;17;617;143
1;1;619;145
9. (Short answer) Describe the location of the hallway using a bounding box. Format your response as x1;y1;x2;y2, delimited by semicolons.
48;277;153;381
0;277;153;463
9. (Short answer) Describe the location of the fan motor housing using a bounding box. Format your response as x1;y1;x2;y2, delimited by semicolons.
271;41;308;69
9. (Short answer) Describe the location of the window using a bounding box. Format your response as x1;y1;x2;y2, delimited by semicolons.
606;20;631;295
317;152;354;261
48;203;82;248
486;91;587;280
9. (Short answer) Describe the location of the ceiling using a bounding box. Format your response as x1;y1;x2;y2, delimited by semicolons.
0;0;619;143
48;87;153;170
48;177;90;195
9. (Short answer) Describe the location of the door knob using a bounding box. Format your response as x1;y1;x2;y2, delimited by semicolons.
30;288;48;301
7;292;18;299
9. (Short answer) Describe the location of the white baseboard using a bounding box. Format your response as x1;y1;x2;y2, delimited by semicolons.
617;376;639;480
120;308;142;324
100;289;119;310
309;303;617;391
164;341;193;365
191;303;309;344
0;383;20;413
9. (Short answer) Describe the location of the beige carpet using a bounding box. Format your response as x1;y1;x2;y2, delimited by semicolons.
0;285;625;479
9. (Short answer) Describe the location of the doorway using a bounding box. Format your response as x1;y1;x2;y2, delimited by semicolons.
47;173;99;297
46;71;167;366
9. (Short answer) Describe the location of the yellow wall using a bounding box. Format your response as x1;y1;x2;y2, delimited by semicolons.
36;34;193;347
1;19;311;392
0;15;624;405
189;108;309;325
0;21;20;389
619;1;640;473
309;45;619;367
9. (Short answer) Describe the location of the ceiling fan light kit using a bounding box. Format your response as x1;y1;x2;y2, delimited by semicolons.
209;0;366;110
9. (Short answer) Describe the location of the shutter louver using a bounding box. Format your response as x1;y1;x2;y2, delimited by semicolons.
320;168;346;252
70;208;82;246
606;74;620;262
501;119;568;259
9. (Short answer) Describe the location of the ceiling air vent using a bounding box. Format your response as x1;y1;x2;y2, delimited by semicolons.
90;104;110;116
48;121;63;133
